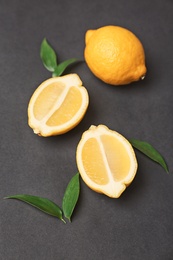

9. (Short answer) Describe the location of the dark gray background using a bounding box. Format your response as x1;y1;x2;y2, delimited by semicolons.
0;1;173;259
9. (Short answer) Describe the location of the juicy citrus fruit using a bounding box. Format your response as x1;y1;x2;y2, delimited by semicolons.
28;74;89;137
76;125;138;198
84;25;147;85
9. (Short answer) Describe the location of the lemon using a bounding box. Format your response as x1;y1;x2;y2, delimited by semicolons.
28;74;89;136
76;125;138;198
84;25;147;85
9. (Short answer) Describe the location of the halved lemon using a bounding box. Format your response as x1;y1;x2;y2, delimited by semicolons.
76;125;138;198
28;74;89;136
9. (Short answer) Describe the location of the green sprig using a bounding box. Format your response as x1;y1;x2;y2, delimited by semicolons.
62;173;80;222
4;194;66;223
40;38;79;77
129;139;169;173
4;173;80;223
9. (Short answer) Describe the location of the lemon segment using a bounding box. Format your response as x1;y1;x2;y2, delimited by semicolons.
100;135;131;182
33;82;65;121
76;125;138;198
81;137;109;185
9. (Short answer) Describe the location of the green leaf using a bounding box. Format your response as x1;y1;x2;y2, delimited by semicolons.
40;38;57;72
4;194;66;223
52;58;78;77
62;173;80;222
129;139;169;173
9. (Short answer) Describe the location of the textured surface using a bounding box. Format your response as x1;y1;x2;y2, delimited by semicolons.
0;0;173;259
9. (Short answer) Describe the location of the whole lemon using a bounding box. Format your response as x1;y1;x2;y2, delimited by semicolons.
84;25;147;85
